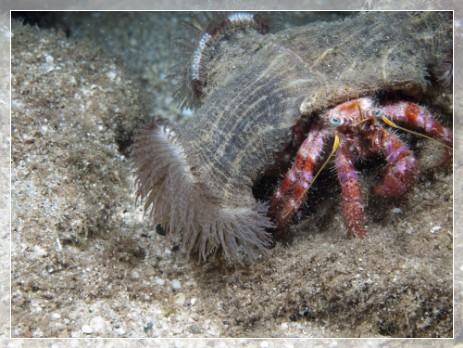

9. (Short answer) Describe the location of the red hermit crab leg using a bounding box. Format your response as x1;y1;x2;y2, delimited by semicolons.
380;102;452;146
270;123;330;227
335;142;366;238
379;101;453;166
370;126;418;197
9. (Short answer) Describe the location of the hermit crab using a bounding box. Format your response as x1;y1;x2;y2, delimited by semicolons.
132;11;453;262
270;97;452;238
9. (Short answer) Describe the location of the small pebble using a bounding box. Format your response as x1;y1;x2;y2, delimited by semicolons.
89;316;108;334
155;224;165;235
174;292;186;305
50;313;61;321
154;277;165;286
114;325;126;336
82;324;93;334
171;279;181;290
32;245;48;257
143;322;153;332
129;269;140;280
44;54;54;63
189;324;201;334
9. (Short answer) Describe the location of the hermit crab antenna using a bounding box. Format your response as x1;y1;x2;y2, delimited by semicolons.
299;131;340;200
379;115;453;151
357;103;365;120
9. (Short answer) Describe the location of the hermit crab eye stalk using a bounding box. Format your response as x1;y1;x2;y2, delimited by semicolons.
330;117;341;126
374;109;382;118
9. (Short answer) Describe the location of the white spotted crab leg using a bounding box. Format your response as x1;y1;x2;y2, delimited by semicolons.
379;101;453;167
335;141;366;238
270;123;331;227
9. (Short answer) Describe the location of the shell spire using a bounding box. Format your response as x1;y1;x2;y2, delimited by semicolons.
172;11;279;109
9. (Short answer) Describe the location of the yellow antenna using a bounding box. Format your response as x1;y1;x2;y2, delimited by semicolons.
295;132;340;205
380;115;452;151
280;132;341;221
357;103;365;120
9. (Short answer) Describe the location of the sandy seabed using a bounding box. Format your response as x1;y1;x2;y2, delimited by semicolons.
2;3;463;347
